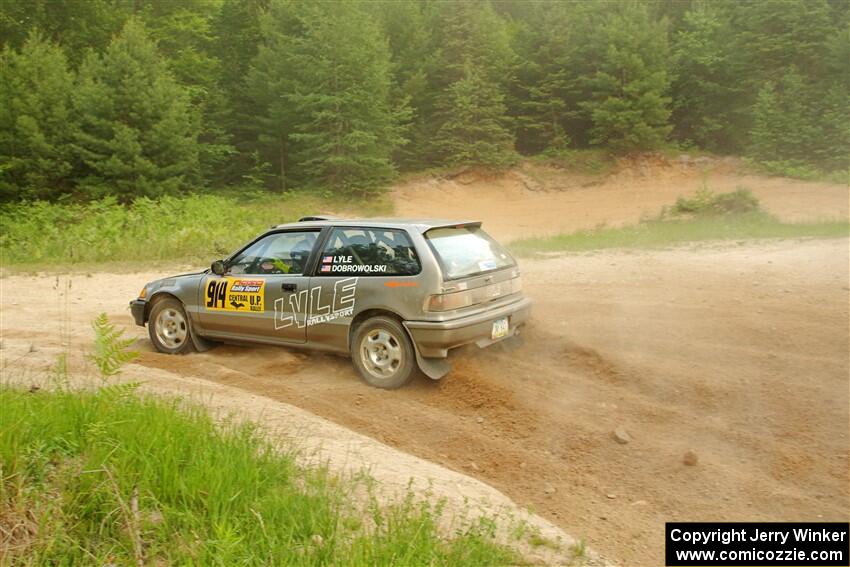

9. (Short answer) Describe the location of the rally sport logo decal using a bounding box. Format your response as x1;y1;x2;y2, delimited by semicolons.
205;278;264;312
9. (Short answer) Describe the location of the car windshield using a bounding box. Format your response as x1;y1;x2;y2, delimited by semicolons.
425;226;515;280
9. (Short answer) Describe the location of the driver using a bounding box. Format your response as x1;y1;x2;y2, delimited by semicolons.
258;233;317;274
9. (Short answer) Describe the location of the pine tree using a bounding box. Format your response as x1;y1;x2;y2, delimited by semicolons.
750;67;849;175
211;0;268;184
136;0;234;183
579;2;672;151
727;0;839;156
732;0;835;87
0;0;128;64
249;0;405;194
369;0;430;169
72;19;200;200
670;2;740;152
422;1;517;166
0;32;76;200
432;64;516;167
511;2;573;154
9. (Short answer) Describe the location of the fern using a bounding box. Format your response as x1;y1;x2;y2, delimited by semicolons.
88;313;139;379
97;382;142;402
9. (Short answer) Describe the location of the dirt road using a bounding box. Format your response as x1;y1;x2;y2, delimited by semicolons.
2;237;848;565
392;158;849;240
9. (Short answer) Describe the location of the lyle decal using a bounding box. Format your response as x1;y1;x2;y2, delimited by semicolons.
205;278;264;312
275;277;357;329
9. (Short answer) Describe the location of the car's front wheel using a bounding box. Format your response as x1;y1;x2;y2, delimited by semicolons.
351;316;416;389
148;297;193;354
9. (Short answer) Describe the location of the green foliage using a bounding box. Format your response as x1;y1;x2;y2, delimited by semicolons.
368;0;431;168
0;0;127;62
672;188;761;217
138;0;236;181
210;0;267;184
0;32;76;200
88;313;139;378
0;193;331;266
418;0;517;167
511;2;573;154
579;2;672;151
749;68;849;174
732;0;836;87
0;387;519;564
1;0;848;200
249;0;405;194
670;2;739;152
72;19;201;200
431;64;517;167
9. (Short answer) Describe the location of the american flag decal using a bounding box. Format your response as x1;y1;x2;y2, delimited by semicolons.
322;256;333;263
320;265;331;272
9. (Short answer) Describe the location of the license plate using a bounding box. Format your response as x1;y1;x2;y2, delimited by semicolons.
491;317;509;340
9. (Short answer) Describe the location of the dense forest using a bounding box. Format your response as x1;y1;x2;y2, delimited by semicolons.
1;0;847;202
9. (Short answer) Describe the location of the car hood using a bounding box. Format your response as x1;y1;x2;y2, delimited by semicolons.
145;270;206;293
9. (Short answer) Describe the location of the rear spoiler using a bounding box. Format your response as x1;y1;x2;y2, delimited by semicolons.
298;215;339;222
421;221;482;233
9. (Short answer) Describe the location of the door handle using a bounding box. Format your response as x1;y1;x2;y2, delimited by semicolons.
281;283;297;292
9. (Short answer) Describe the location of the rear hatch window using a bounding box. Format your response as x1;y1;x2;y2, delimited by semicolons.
425;226;515;280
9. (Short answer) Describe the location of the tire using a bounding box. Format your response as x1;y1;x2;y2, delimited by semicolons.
351;316;416;389
148;297;194;355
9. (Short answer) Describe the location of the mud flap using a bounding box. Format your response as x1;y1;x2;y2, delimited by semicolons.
415;350;451;380
191;333;217;353
400;321;450;380
404;331;450;380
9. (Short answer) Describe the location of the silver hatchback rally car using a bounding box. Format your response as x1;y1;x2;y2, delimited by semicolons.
129;217;531;388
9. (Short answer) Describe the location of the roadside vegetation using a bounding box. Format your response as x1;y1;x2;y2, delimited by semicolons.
1;1;846;203
0;387;519;565
0;192;389;267
0;315;518;565
509;189;850;256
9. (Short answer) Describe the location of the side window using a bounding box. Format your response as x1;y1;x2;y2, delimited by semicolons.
229;231;318;275
319;228;420;276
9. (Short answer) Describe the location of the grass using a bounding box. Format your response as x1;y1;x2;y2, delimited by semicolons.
528;148;615;176
0;385;519;565
0;190;392;269
742;158;850;185
509;212;849;256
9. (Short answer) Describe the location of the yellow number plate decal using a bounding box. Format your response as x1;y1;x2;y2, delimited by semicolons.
205;278;265;312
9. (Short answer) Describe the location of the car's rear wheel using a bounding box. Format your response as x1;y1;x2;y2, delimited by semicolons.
149;298;193;354
352;316;415;389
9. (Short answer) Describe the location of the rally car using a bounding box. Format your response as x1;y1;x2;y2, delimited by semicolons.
129;217;531;389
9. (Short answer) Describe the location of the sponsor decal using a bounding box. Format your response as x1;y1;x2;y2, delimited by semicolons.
328;264;387;273
275;277;357;329
321;255;388;274
205;278;264;312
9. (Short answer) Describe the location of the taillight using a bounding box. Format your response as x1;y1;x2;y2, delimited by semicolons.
426;291;474;312
425;277;522;312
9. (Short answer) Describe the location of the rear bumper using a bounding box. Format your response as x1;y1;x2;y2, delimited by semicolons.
129;299;147;327
404;297;532;358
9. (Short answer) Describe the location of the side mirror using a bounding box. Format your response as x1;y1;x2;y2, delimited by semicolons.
211;260;227;276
